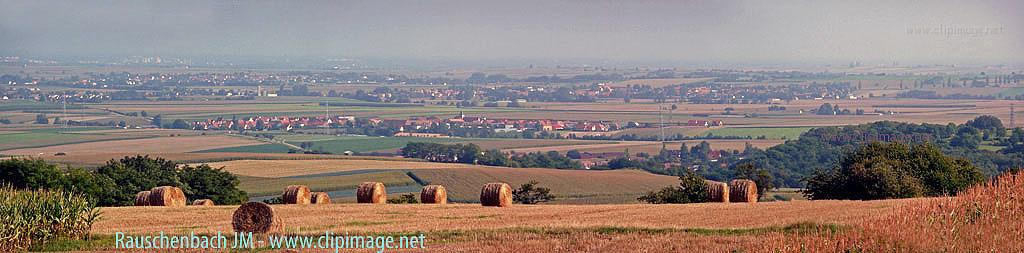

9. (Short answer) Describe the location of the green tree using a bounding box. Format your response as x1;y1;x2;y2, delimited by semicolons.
638;171;708;204
477;149;510;166
61;168;117;206
816;103;836;115
803;142;983;200
0;158;64;189
732;163;773;196
566;150;582;159
512;180;554;204
95;155;186;206
35;113;48;124
170;119;190;129
178;164;248;205
965;115;1005;138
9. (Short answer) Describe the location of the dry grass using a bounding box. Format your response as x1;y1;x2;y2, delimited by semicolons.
94;199;905;235
764;171;1024;252
215;159;680;203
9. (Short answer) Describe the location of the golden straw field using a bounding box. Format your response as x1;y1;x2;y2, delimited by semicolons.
91;199;907;252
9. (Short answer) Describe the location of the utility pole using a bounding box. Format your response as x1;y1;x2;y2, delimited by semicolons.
659;103;665;142
1012;103;1015;129
62;91;67;128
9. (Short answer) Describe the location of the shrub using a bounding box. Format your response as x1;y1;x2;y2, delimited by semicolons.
638;171;708;204
387;193;419;204
512;180;554;204
0;186;100;252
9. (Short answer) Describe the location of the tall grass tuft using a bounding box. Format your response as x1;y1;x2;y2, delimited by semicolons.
765;170;1024;252
0;186;101;252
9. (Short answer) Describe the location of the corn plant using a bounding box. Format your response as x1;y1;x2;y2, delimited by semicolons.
0;186;101;252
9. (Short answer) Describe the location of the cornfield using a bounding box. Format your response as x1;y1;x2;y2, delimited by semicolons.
0;186;101;252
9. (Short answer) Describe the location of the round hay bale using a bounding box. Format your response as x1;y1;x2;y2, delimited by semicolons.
356;182;387;204
232;202;284;234
310;192;331;204
148;186;186;207
704;180;730;203
281;185;311;205
192;199;215;206
480;183;512;207
420;185;447;204
134;191;151;206
728;179;758;203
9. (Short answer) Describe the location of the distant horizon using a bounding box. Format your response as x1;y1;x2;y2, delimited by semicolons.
4;53;1023;71
2;0;1021;68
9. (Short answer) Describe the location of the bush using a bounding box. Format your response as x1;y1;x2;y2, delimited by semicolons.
262;196;283;205
387;193;419;204
0;186;100;252
638;171;708;204
512;180;554;204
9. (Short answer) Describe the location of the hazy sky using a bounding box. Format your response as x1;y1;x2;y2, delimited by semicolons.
1;0;1021;66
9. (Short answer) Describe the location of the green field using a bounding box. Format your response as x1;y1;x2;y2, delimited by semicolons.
0;127;148;151
0;100;85;111
996;87;1024;99
703;127;813;140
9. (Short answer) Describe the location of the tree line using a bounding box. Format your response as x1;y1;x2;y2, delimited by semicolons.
0;155;247;206
400;142;582;169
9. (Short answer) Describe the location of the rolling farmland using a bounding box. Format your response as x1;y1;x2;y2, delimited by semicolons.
204;158;680;204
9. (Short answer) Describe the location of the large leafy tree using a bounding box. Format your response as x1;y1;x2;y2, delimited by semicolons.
178;164;248;205
732;163;774;196
0;158;64;189
96;155;186;206
804;142;983;200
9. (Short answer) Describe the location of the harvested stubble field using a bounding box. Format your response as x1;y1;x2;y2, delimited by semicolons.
238;170;418;197
90;199;909;251
202;159;679;203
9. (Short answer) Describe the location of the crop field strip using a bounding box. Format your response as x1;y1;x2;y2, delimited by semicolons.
201;158;680;204
92;199;908;236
